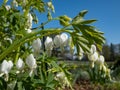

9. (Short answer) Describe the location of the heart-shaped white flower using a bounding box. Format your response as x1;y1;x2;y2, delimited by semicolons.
26;54;37;76
88;52;98;62
54;35;61;48
60;33;68;47
0;60;13;81
26;54;37;69
16;58;25;70
32;38;42;57
97;55;104;64
45;37;53;50
90;44;96;54
27;13;33;29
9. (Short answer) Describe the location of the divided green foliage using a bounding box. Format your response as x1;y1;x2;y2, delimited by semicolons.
72;10;105;52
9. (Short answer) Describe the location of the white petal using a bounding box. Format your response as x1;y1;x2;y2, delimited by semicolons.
26;54;37;69
27;13;33;29
54;35;61;48
5;5;11;11
60;33;68;46
98;55;105;64
1;60;9;74
90;44;96;54
45;37;53;50
26;29;32;33
16;58;24;70
7;61;13;73
32;38;41;51
88;52;98;62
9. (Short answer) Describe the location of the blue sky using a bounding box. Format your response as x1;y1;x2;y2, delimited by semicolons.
1;0;120;44
44;0;120;44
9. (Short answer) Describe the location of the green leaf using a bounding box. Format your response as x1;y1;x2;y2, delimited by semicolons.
80;19;97;24
79;10;88;17
72;10;88;24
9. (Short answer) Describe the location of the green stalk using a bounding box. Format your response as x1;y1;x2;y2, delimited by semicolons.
14;47;20;63
0;29;70;61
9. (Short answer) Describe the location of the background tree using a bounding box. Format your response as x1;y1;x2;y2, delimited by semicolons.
110;43;115;61
102;44;110;61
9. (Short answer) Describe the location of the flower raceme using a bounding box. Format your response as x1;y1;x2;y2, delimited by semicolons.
87;44;98;68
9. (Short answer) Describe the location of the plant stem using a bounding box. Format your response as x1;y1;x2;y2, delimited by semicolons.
0;29;69;61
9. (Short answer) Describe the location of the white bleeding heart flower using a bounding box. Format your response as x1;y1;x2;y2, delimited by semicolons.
56;72;65;79
13;0;18;7
88;52;98;62
26;54;37;76
0;60;13;81
5;5;11;11
97;55;105;70
60;33;69;47
16;58;25;70
26;28;32;33
0;60;13;74
32;38;42;57
54;33;69;48
98;55;105;64
90;44;96;54
26;13;33;29
26;54;37;69
56;72;69;87
4;37;13;44
45;37;53;56
54;35;61;48
47;2;55;13
45;37;53;50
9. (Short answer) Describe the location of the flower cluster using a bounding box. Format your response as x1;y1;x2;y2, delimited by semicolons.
87;44;111;80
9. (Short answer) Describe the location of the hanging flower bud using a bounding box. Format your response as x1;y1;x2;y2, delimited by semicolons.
105;68;111;80
26;13;33;29
91;61;95;68
102;64;107;72
59;19;70;26
60;15;72;21
47;11;52;20
16;58;25;70
32;38;42;57
47;2;55;13
59;15;71;26
26;54;37;76
69;37;75;55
